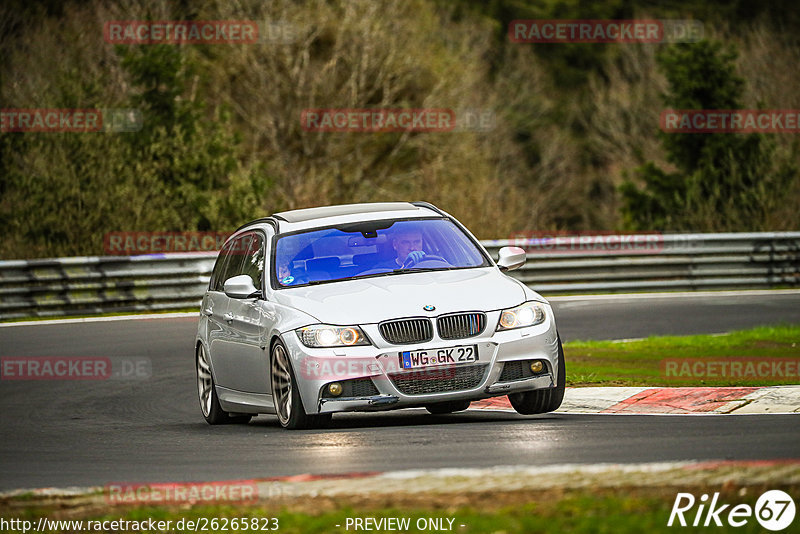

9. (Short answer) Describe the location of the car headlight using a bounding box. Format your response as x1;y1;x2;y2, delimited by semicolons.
296;325;371;348
497;302;546;330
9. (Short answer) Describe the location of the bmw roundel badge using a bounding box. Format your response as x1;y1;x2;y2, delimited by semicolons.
423;305;435;311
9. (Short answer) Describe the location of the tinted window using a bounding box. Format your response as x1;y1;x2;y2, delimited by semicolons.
210;232;266;292
239;232;265;290
217;237;247;291
209;241;235;292
273;218;488;288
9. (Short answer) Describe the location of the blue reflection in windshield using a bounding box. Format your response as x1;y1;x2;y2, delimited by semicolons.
274;218;487;287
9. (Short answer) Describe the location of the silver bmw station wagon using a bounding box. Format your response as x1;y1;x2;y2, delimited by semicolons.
195;202;565;429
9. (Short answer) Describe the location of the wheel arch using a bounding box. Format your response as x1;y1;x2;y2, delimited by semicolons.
268;332;320;416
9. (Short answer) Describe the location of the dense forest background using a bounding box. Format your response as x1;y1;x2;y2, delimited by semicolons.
1;0;799;258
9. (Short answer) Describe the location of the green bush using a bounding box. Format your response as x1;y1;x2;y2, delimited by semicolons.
621;40;796;231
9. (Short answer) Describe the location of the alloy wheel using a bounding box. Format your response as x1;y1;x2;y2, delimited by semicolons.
271;343;293;425
197;345;213;417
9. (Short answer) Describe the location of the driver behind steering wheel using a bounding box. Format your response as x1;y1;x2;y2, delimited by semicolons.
377;229;426;269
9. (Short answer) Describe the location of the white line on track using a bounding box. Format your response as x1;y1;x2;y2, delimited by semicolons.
548;288;800;302
4;289;799;327
0;312;198;327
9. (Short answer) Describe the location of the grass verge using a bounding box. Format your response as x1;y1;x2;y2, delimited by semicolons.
565;324;800;386
2;485;795;533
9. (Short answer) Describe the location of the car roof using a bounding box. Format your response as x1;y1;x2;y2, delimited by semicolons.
274;202;421;223
235;202;444;234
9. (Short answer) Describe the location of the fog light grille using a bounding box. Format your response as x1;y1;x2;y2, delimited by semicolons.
498;360;547;382
321;377;379;398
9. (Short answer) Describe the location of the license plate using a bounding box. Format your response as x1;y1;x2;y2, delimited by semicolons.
400;345;478;370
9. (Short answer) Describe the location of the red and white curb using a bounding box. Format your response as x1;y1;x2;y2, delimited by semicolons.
471;386;800;414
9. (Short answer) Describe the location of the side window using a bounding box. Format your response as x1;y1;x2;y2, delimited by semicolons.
209;242;234;292
212;232;266;293
240;232;265;290
218;237;248;291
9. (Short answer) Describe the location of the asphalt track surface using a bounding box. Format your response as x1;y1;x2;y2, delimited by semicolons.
1;292;799;490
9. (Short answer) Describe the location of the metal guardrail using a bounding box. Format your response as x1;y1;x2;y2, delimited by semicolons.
483;232;800;294
0;254;217;320
1;233;798;320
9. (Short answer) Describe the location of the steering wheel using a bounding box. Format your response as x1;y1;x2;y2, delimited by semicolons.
402;254;449;268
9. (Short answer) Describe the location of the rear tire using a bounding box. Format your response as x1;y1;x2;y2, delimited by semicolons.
197;344;252;425
271;339;332;430
508;335;566;415
425;400;471;414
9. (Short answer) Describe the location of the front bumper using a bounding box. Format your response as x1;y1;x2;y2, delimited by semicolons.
282;309;561;415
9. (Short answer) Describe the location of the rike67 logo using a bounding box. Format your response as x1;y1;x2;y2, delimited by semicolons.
668;490;796;530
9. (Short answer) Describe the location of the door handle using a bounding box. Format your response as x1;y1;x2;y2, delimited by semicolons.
201;309;212;316
223;312;234;323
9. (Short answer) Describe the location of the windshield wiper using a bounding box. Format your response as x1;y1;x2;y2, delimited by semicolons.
391;267;459;274
302;267;461;286
316;271;396;283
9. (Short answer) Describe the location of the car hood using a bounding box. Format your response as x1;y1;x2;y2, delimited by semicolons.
272;268;528;325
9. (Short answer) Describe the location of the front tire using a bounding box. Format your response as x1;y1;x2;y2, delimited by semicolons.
508;335;566;415
425;400;471;414
270;339;332;430
197;344;252;425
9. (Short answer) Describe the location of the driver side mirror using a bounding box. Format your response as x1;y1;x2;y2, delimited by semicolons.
497;246;526;272
223;275;261;299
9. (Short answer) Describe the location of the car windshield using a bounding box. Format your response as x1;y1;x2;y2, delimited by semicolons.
273;218;489;287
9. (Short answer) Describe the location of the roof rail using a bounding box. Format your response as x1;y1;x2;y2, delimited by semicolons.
232;217;279;234
411;201;445;216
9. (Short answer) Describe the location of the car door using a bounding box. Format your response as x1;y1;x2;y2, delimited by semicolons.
202;240;238;370
216;231;273;394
